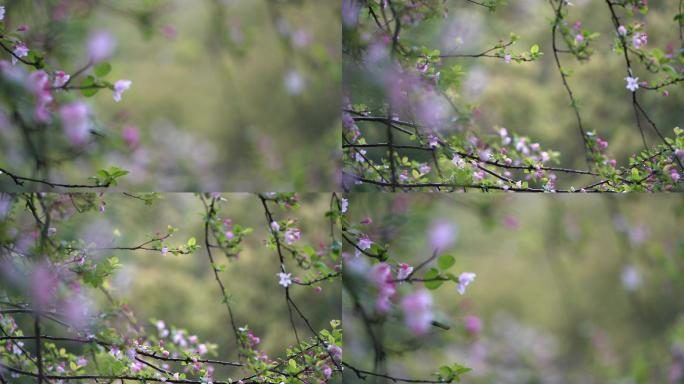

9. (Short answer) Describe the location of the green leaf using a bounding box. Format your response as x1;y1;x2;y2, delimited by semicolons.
424;268;443;290
530;44;540;54
187;237;197;247
437;254;455;270
94;62;112;77
80;76;99;97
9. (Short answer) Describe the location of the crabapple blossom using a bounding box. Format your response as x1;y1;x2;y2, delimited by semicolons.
625;76;639;92
457;272;476;295
357;235;373;250
632;32;647;49
452;155;466;168
53;70;70;87
340;198;349;213
401;290;433;336
397;263;413;280
326;344;342;361
113;80;132;102
12;43;29;65
428;135;439;148
278;272;292;287
270;221;280;232
59;101;90;145
284;227;301;244
618;25;627;36
0;6;5;21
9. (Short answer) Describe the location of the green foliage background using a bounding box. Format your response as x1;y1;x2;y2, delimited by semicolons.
344;194;684;383
0;0;340;190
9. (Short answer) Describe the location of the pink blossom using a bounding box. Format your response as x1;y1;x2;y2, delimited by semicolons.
369;262;395;313
31;264;58;309
0;6;5;21
53;70;70;88
88;31;116;62
464;315;482;335
284;227;301;244
504;54;511;64
113;80;132;102
671;169;680;183
397;263;413;280
357;235;373;250
28;70;52;122
270;221;280;232
632;32;647;49
503;215;519;229
326;344;342;361
617;25;627;36
162;25;178;40
197;344;208;355
428;220;457;251
59;102;90;145
122;125;140;149
322;365;333;379
12;43;29;65
130;361;143;373
401;290;433;336
575;34;584;44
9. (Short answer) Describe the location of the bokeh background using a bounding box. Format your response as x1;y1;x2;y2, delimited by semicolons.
0;0;340;190
344;0;684;187
0;193;340;379
344;194;684;383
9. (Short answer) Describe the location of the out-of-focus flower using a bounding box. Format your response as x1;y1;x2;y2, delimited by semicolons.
88;31;116;62
464;315;482;335
621;265;641;291
401;290;433;336
428;220;458;252
122;125;140;149
59;102;90;145
284;69;305;95
369;262;395;313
